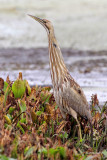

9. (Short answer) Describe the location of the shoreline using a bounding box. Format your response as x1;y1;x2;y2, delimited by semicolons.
0;47;107;105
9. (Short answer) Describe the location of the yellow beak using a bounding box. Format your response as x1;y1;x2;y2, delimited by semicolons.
28;14;46;26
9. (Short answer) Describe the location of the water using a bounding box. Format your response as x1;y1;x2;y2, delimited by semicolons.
0;0;107;105
0;0;107;50
0;48;107;105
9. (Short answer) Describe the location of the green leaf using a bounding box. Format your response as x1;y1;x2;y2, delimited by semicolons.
49;148;57;156
4;115;11;124
59;132;68;140
59;133;63;139
11;145;17;158
7;114;12;120
17;118;26;134
41;93;51;103
79;138;83;143
3;82;8;92
8;107;15;114
25;147;34;158
18;100;26;112
12;79;26;99
55;105;58;110
49;147;66;159
20;118;26;123
0;155;15;160
40;93;46;101
36;111;43;116
64;132;68;139
11;137;18;158
17;121;25;134
44;94;51;103
85;156;94;160
3;85;11;106
57;147;66;159
24;146;29;154
102;150;107;158
38;147;47;156
0;154;9;160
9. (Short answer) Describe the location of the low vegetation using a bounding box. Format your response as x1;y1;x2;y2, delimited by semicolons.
0;73;107;160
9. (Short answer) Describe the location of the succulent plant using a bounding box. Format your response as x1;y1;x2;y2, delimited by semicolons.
12;79;26;99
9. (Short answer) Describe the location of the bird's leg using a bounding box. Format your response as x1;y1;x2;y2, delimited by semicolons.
76;118;82;140
69;108;82;140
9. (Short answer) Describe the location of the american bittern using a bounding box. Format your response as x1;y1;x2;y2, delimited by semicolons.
29;15;93;145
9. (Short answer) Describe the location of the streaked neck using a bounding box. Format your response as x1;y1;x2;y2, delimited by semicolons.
48;31;68;88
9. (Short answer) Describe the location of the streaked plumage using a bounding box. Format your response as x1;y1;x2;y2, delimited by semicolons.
29;15;93;144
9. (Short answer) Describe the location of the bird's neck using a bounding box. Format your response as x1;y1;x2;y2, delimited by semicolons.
48;31;68;88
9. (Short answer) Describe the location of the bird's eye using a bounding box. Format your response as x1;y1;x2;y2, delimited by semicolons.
78;89;81;94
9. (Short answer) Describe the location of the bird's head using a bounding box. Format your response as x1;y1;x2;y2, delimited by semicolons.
28;15;53;33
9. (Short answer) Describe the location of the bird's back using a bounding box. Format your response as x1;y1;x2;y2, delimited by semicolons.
53;72;92;121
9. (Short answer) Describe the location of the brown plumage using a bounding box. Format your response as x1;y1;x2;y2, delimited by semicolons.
29;15;93;144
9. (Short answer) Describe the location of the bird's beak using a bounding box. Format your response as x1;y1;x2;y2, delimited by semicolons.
28;14;46;27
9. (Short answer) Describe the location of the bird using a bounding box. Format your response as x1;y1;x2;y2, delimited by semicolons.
29;15;93;145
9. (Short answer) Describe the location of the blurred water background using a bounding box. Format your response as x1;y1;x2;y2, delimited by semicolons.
0;0;107;105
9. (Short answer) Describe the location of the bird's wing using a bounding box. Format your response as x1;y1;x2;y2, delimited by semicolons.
61;74;91;119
